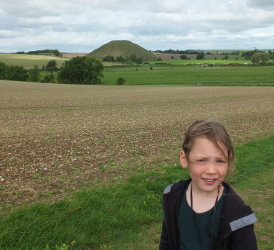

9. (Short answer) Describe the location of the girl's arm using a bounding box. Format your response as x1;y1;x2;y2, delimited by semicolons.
159;220;171;250
230;224;258;250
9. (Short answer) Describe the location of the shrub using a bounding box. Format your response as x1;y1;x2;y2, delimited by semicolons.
0;61;8;79
103;55;115;62
7;65;28;81
116;77;125;85
28;68;40;82
180;55;188;60
42;73;55;83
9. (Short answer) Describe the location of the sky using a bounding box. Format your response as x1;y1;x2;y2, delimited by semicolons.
0;0;274;53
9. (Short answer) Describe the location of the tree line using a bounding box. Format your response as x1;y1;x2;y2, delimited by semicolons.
0;60;56;82
155;49;202;54
177;49;272;63
103;53;143;64
0;57;104;85
15;49;62;57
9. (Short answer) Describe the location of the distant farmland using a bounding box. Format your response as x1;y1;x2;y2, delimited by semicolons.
0;53;68;69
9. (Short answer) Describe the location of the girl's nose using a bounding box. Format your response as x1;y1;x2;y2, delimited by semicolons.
205;162;217;174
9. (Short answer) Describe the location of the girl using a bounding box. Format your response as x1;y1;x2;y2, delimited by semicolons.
159;120;258;250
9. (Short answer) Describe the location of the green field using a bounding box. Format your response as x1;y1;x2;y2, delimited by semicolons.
103;64;274;85
0;81;273;249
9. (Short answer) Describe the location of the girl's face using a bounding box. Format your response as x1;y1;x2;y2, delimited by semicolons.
180;136;228;195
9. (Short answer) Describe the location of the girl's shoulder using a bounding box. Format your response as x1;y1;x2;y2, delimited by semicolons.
222;182;257;223
163;179;191;195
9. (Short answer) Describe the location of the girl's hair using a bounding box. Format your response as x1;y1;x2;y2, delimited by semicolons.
182;120;235;174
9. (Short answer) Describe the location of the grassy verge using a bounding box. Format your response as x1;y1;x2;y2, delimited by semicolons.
0;135;273;249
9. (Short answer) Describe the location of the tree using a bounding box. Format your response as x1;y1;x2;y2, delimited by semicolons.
241;49;261;60
260;52;270;64
28;68;40;82
268;50;273;59
58;56;104;85
196;51;205;60
129;54;137;62
136;57;143;65
0;61;8;79
42;72;55;83
103;55;115;62
52;49;62;57
180;54;188;60
7;66;28;81
251;52;270;64
116;56;126;62
251;53;260;64
45;60;58;71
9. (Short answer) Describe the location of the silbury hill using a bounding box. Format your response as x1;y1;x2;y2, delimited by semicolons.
87;40;156;61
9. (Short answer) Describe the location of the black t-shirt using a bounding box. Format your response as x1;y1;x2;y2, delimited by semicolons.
178;184;226;250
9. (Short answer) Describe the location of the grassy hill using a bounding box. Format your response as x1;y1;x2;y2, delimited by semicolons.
87;40;156;61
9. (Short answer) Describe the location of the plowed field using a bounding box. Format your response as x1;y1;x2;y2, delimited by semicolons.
1;81;273;211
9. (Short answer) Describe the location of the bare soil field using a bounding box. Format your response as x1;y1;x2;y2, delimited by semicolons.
62;53;88;58
0;81;273;212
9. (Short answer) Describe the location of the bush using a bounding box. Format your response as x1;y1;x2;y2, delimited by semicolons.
28;68;40;82
42;73;55;83
103;55;115;62
180;55;188;60
0;61;8;79
7;65;28;81
116;77;125;85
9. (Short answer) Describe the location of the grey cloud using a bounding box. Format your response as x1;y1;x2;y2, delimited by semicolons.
248;0;274;10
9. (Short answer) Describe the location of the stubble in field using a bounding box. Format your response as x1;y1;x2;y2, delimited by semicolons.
0;81;273;211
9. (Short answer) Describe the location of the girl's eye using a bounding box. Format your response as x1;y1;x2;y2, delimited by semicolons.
198;159;206;162
217;160;226;163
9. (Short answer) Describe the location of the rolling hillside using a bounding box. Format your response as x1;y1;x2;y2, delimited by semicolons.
87;40;156;61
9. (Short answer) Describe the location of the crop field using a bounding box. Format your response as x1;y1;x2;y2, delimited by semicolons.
0;81;273;213
0;53;68;69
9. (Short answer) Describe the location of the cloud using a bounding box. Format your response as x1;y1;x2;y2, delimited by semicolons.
248;0;274;10
0;0;273;53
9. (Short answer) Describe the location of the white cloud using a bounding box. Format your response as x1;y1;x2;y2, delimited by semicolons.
0;0;273;52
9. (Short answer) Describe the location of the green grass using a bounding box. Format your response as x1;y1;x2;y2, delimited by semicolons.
103;65;274;86
0;135;273;249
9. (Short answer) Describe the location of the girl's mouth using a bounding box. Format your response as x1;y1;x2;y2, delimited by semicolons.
203;178;217;184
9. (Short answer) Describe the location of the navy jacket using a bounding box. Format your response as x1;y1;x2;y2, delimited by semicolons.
159;179;258;250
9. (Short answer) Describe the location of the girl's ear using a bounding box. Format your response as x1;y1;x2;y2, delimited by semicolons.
180;151;188;169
